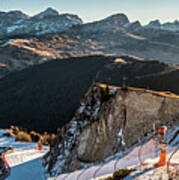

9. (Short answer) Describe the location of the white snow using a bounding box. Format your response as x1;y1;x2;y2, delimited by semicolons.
7;26;18;33
7;25;24;33
78;106;86;114
0;126;177;180
0;130;49;180
66;15;72;20
118;128;126;146
0;39;14;47
68;121;77;134
0;39;29;48
14;19;24;25
48;127;179;180
93;107;100;119
65;22;71;27
110;88;117;94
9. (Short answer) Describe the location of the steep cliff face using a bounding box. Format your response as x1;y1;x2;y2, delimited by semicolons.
43;83;179;176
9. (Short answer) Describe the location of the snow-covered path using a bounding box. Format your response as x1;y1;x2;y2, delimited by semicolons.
0;130;49;180
49;134;179;180
0;128;178;180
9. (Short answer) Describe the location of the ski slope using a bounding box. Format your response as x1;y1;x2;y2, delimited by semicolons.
49;127;179;180
0;128;178;180
48;143;178;180
0;130;49;180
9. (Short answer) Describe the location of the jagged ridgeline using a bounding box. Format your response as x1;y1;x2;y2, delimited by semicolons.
1;8;179;81
0;55;179;132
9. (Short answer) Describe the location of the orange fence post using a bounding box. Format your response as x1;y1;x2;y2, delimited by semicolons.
2;154;10;169
154;149;167;167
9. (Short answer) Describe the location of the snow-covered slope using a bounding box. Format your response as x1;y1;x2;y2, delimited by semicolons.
0;128;178;180
0;130;49;180
48;127;179;180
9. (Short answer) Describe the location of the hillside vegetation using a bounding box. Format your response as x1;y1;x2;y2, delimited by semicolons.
0;55;178;132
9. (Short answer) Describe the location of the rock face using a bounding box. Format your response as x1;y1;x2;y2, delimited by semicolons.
0;8;82;39
145;19;179;31
32;8;59;19
43;83;179;176
1;8;179;40
0;56;179;133
81;13;129;32
124;21;141;31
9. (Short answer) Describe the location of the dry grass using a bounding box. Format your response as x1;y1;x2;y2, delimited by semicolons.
98;83;179;99
15;131;32;142
7;126;56;145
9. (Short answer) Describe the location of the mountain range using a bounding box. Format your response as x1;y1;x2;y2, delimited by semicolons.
0;8;179;79
0;7;82;38
1;7;179;39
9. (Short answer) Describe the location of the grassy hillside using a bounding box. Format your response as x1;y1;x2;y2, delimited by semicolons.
0;55;178;132
0;55;113;132
96;59;179;94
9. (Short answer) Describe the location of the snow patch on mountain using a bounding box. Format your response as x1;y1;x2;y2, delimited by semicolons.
0;39;14;47
0;8;83;39
7;25;21;33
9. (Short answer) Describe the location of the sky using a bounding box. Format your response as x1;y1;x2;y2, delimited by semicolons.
0;0;179;25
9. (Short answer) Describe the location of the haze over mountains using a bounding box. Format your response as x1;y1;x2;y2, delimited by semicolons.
0;8;179;79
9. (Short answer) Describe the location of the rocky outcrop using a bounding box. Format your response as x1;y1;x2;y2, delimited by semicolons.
124;21;141;31
0;8;82;39
43;83;179;176
145;19;179;31
0;56;178;133
81;13;129;32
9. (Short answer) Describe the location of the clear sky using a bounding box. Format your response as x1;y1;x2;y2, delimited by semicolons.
0;0;178;25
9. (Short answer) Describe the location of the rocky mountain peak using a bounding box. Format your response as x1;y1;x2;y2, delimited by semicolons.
0;10;28;19
33;7;59;19
104;13;129;25
0;10;28;25
124;20;141;31
145;19;179;31
173;19;179;24
0;8;83;39
148;19;161;27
